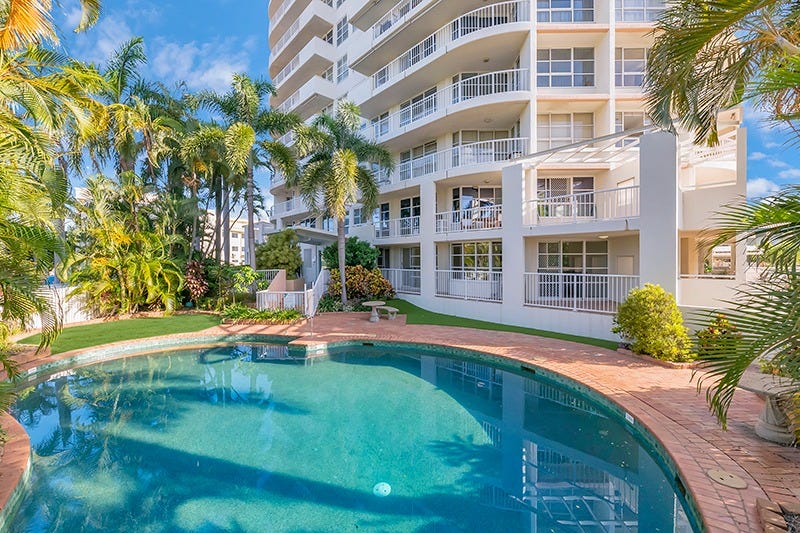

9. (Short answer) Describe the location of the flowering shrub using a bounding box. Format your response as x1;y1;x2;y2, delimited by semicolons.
327;266;395;300
696;313;743;359
612;283;694;361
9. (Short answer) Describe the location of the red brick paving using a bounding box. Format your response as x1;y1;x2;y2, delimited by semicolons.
2;313;798;532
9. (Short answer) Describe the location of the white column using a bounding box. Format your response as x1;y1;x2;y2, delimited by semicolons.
639;131;679;296
502;163;526;311
420;179;437;299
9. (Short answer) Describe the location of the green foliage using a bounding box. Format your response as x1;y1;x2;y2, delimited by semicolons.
695;313;743;360
201;261;259;309
221;304;302;323
316;295;370;313
255;229;302;278
322;237;380;269
612;284;694;362
327;266;395;301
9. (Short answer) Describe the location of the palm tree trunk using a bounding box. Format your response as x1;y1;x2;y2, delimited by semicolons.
222;182;231;264
246;155;257;269
338;217;347;305
214;175;222;262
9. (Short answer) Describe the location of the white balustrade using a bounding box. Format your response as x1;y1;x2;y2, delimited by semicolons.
366;69;529;142
435;270;503;302
377;138;527;186
255;269;281;287
435;204;503;233
524;272;639;314
273;19;301;56
257;290;307;312
372;1;530;90
525;186;640;226
380;268;421;294
273;55;301;87
372;0;425;39
272;198;297;215
373;216;421;239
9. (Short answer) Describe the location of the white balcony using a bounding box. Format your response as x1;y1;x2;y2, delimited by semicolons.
380;268;421;295
364;69;529;149
269;0;336;74
524;273;640;314
273;198;309;217
271;0;333;45
524;186;640;226
276;76;337;120
435;270;502;303
376;137;527;187
374;216;421;240
351;1;531;114
435;204;502;234
271;37;336;98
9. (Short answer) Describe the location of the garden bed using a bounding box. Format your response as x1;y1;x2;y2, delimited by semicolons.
617;347;699;369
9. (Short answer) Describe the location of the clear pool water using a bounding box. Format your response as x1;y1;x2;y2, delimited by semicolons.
9;344;695;532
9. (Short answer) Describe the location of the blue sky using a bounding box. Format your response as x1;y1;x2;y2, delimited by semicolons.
55;1;798;199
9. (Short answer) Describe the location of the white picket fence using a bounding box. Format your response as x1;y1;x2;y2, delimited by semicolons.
28;285;94;330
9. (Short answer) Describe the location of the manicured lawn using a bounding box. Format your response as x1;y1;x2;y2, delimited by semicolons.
18;314;221;354
386;299;618;350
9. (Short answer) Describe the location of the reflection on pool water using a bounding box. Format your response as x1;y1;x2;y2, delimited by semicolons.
9;344;695;532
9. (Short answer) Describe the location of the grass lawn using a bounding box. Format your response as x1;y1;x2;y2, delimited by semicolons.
18;314;221;354
386;299;618;350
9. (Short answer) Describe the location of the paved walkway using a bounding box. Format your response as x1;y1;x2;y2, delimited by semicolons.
3;313;799;532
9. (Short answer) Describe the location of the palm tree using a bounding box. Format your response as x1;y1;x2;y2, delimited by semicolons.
196;74;298;268
0;0;101;50
645;0;799;144
645;1;800;433
290;101;393;304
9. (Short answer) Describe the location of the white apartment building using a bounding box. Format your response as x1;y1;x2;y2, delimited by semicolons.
267;0;747;341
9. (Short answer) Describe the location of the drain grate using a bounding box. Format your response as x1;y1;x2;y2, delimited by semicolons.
706;469;747;489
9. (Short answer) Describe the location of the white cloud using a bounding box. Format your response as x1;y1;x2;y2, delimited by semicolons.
151;37;252;93
768;159;789;168
778;168;800;179
69;14;134;64
747;178;780;198
749;151;767;161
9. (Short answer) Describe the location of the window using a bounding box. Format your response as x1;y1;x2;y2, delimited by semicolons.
399;87;437;126
452;130;513;165
537;0;594;23
399;196;421;236
402;247;421;269
537;113;594;150
321;65;334;82
377;247;390;268
615;0;666;22
352;207;364;225
336;55;349;83
336;17;349;45
537;177;595;217
323;29;334;45
336;0;345;7
537;241;608;274
451;186;502;211
615;111;652;145
232;246;239;252
399;141;437;180
374;203;390;238
537;48;594;87
322;216;335;232
370;112;389;138
615;48;647;86
399;34;437;72
450;241;503;271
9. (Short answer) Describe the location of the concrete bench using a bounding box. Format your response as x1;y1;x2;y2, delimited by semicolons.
739;370;798;445
376;306;398;320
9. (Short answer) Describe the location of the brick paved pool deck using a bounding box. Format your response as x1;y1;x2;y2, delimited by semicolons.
2;313;798;532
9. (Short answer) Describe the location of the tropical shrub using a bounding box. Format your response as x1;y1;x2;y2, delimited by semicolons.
612;284;694;362
695;314;742;359
203;262;259;308
327;266;395;301
221;304;302;323
255;229;302;279
322;237;380;269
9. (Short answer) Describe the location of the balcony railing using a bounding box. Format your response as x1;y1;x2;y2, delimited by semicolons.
615;1;666;23
367;69;529;142
381;268;421;294
273;198;298;215
524;272;639;314
374;216;421;239
372;0;425;40
435;204;502;234
273;55;301;87
525;186;640;226
273;19;301;57
273;0;332;28
436;269;503;302
372;1;530;90
376;137;527;186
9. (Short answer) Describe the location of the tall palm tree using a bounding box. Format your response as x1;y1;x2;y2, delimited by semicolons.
196;74;298;268
645;0;799;144
646;1;800;433
290;101;393;304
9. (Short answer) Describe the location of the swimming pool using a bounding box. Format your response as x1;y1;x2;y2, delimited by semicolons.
9;342;696;532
